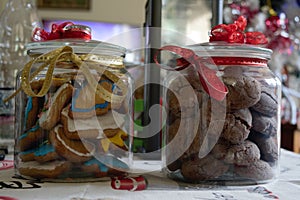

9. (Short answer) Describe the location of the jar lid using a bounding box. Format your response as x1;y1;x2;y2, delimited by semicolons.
26;39;127;57
188;42;273;60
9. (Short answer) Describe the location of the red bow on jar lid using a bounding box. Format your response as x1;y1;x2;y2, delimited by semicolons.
209;15;268;45
154;45;228;101
32;21;92;41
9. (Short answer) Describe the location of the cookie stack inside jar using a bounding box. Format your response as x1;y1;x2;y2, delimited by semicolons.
162;39;281;184
14;39;134;181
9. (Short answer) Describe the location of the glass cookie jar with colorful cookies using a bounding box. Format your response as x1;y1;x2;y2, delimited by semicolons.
12;23;134;181
161;16;281;185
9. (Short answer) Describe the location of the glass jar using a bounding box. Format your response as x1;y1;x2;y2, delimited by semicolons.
14;39;134;181
162;42;281;185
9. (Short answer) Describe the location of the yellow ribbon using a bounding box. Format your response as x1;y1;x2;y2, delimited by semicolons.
5;46;128;104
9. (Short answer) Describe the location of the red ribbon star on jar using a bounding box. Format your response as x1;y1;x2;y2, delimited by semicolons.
32;21;92;41
209;15;268;45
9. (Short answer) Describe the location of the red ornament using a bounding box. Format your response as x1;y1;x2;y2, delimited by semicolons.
265;16;289;37
111;176;147;191
267;34;292;54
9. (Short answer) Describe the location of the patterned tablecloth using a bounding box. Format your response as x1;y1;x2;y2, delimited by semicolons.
1;149;300;200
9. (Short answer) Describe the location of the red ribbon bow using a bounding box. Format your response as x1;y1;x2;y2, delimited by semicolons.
154;45;228;101
209;16;268;45
32;21;91;41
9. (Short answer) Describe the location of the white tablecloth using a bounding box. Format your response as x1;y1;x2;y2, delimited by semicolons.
1;149;300;200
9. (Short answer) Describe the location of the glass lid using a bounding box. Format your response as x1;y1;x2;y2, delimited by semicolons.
188;42;273;60
26;39;127;57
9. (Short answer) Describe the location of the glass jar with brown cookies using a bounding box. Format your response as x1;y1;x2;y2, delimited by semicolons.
161;42;281;185
13;38;134;182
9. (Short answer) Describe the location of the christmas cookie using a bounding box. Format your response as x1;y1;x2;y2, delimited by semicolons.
19;142;59;163
49;125;95;163
39;83;73;130
81;158;109;178
69;79;114;119
33;143;59;163
24;96;44;130
97;129;129;154
61;107;125;140
30;77;73;91
18;160;71;179
18;124;45;151
82;156;129;177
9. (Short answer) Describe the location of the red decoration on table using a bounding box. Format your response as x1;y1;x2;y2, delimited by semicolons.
0;196;19;200
32;21;91;41
111;175;147;191
154;45;228;101
209;15;268;45
0;160;13;171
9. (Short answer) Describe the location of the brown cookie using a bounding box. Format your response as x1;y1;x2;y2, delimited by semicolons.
39;83;73;130
61;107;125;140
30;77;72;91
212;140;260;166
251;111;277;137
248;131;279;164
251;86;278;117
165;118;199;167
69;79;114;119
49;125;95;163
82;156;129;178
24;96;44;130
18;124;46;151
221;108;252;144
181;154;229;181
223;76;261;110
166;86;203;119
97;129;129;155
227;140;261;166
18;160;71;179
81;158;108;178
33;143;60;163
235;159;275;181
19;148;36;162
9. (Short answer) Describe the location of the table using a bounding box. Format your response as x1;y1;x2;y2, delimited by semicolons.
1;149;300;200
